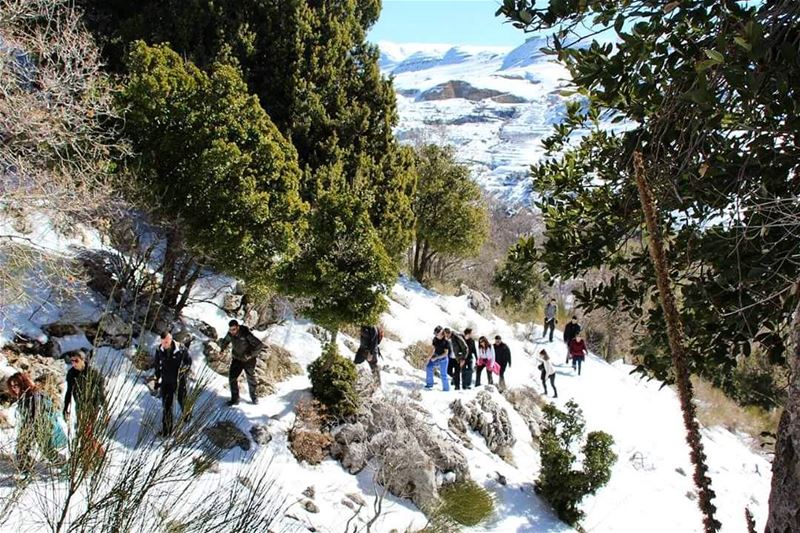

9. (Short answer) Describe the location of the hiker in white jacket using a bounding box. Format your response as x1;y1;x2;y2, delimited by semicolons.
538;349;557;398
475;336;495;386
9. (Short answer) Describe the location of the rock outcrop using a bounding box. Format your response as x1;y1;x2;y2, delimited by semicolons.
502;386;546;443
457;284;492;317
204;420;251;450
449;390;516;457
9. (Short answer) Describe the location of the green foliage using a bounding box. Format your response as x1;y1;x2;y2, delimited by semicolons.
307;342;359;419
278;188;394;333
496;2;800;409
117;43;306;292
411;144;489;281
537;400;616;526
438;480;495;527
494;236;544;308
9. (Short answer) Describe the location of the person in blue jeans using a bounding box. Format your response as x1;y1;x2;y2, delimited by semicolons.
425;325;450;391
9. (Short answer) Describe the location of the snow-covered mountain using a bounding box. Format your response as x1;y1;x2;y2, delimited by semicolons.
379;38;573;205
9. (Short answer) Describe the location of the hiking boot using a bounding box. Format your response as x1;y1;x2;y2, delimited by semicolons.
251;396;259;405
226;398;240;406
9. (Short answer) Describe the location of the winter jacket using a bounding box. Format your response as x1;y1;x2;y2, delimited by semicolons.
563;322;582;345
544;303;557;320
359;325;382;356
219;325;264;361
465;337;477;360
538;358;556;377
450;333;468;360
64;365;106;417
568;338;588;358
494;342;512;367
476;345;495;366
154;340;192;386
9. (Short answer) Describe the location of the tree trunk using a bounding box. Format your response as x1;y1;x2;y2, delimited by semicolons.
765;283;800;533
173;264;202;316
633;152;720;533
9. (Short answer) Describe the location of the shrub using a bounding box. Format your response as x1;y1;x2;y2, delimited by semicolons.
289;400;333;465
404;339;432;370
307;342;359;419
438;480;494;526
536;400;616;526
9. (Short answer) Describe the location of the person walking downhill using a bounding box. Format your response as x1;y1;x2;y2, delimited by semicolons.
538;349;557;398
63;350;107;467
461;328;477;389
445;328;469;390
354;324;383;385
7;372;67;476
154;331;192;436
568;333;588;375
493;335;512;389
474;336;494;386
218;319;264;406
425;326;450;391
543;298;557;342
563;316;582;364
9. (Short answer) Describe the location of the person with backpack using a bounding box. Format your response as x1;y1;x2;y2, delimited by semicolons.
538;349;557;398
7;372;66;475
218;319;264;406
154;331;192;436
461;328;477;389
63;350;107;466
425;325;450;391
445;328;469;390
493;335;512;389
474;336;494;386
563;315;582;363
568;333;588;375
354;325;383;384
543;298;557;342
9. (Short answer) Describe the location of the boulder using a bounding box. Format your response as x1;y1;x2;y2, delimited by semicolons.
253;344;303;397
203;341;229;376
457;284;492;317
302;486;315;499
449;390;516;457
249;424;272;445
223;294;243;313
5;333;57;358
42;323;79;338
336;442;367;474
307;325;329;343
203;421;251;451
502;387;545;442
196;321;218;341
302;500;319;514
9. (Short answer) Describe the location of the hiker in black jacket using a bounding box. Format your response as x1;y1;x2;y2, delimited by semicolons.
63;350;106;422
563;316;582;363
493;335;512;389
154;331;192;436
218;319;264;406
445;328;469;390
461;328;476;389
354;325;382;384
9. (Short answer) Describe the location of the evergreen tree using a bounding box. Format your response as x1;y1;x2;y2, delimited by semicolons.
410;144;489;282
493;236;543;308
118;42;306;294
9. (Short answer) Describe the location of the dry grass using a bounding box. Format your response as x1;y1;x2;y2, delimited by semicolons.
289;400;333;465
404;339;432;370
692;376;782;446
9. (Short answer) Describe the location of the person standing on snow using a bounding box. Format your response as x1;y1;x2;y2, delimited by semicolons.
445;328;469;390
568;333;588;375
461;328;477;389
425;326;450;391
474;336;495;386
563;315;582;363
493;335;512;389
218;319;264;406
354;325;382;384
154;331;192;436
543;298;557;342
538;349;557;398
63;350;107;465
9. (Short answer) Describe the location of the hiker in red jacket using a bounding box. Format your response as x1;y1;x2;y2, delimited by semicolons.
568;334;588;375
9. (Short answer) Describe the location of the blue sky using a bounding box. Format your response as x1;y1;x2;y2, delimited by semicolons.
368;0;529;47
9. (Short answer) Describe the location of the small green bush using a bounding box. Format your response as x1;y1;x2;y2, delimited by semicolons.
537;400;616;526
438;480;494;527
308;342;359;419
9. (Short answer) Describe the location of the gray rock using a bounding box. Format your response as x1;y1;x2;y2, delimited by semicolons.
341;498;355;510
503;387;545;442
303;486;315;499
302;500;319;514
307;325;329;343
346;493;366;507
203;421;251;451
42;323;80;338
340;443;368;474
250;424;272;445
450;391;516;456
457;284;492;317
333;422;367;444
223;293;243;313
196;321;218;340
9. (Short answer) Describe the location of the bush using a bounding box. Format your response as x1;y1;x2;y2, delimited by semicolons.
289;400;333;465
438;480;494;526
536;400;616;526
404;340;432;370
308;342;359;419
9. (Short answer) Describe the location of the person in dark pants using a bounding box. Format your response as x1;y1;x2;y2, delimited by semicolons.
63;350;107;466
354;325;382;385
445;328;468;390
154;331;192;436
568;334;588;375
461;328;476;389
475;336;494;386
538;349;557;398
493;335;512;389
543;298;557;342
218;319;264;406
563;316;582;363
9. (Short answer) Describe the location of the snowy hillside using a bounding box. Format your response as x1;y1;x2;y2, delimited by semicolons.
0;219;772;533
378;38;574;205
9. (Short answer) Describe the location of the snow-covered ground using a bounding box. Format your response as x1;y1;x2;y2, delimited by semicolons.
0;227;772;533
